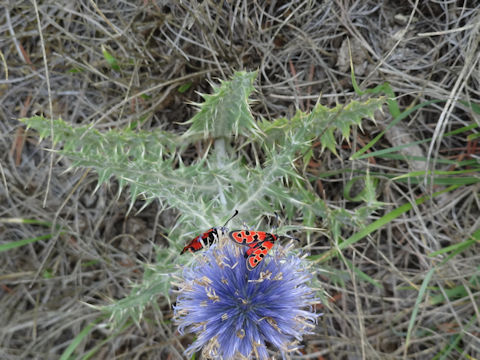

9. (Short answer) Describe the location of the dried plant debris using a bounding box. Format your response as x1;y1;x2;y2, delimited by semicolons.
1;1;479;359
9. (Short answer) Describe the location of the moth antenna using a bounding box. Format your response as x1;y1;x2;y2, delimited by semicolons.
222;209;238;228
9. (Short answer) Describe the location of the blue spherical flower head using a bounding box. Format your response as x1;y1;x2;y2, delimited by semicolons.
174;239;320;359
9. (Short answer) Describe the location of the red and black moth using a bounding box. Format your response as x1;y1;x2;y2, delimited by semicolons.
180;210;239;255
228;230;299;271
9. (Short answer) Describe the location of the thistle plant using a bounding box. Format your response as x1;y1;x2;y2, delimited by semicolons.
20;71;384;327
174;239;319;359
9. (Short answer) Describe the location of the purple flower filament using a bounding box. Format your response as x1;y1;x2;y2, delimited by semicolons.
174;241;319;359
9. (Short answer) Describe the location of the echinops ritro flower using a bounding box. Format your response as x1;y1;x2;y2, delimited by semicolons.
173;239;319;359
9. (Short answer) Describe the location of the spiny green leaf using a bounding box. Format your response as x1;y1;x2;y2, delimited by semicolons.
258;97;385;153
182;71;259;139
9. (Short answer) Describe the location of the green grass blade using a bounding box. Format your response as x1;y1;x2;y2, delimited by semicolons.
60;318;102;360
459;100;480;114
351;100;443;160
0;234;53;252
394;168;480;179
404;267;435;356
79;321;131;360
429;282;472;306
0;217;54;227
467;132;480;140
430;238;477;259
343;258;383;289
353;122;478;161
432;314;477;360
353;138;431;160
428;228;480;258
391;174;480;186
371;154;479;168
311;185;459;263
443;123;479;136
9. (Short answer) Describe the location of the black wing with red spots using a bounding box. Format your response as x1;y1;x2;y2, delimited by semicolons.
180;210;239;255
229;229;299;270
228;230;276;245
180;228;218;254
245;240;275;270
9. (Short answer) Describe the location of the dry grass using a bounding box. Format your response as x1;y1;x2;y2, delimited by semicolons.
1;1;479;359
